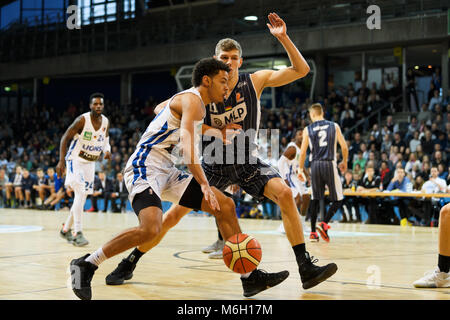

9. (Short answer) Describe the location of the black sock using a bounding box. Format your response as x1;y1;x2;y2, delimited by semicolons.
310;200;320;232
127;248;145;264
324;201;343;224
218;229;223;241
292;243;307;265
438;254;450;273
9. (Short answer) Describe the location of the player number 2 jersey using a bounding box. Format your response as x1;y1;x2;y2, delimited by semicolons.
307;120;337;162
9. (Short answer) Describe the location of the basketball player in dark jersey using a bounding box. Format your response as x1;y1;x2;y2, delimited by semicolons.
106;13;338;296
298;103;349;243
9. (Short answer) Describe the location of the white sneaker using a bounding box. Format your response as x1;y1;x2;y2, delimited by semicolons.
277;223;285;234
413;268;450;288
208;248;223;259
202;239;224;254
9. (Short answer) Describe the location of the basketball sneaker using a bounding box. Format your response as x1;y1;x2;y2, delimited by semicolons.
309;232;319;242
299;252;338;289
72;231;89;247
277;223;285;234
105;258;136;285
59;224;74;243
70;254;97;300
316;222;330;242
241;269;290;297
413;268;450;288
202;239;224;254
208;248;223;259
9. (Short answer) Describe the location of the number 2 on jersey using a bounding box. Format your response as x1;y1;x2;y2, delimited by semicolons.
318;130;328;147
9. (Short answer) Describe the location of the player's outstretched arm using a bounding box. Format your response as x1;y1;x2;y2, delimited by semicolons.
103;119;112;160
56;116;84;177
297;130;309;182
179;94;220;211
251;13;310;96
335;124;348;173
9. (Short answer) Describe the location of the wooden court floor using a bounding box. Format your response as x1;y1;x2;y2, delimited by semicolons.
0;208;449;300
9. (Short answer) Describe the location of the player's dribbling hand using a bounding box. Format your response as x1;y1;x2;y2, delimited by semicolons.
104;151;112;160
266;12;287;39
56;160;65;178
201;184;220;212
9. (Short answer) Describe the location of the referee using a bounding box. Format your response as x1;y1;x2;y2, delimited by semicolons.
298;103;349;242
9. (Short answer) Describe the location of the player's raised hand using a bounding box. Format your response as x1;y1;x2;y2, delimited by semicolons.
201;184;220;212
104;151;112;160
266;12;287;39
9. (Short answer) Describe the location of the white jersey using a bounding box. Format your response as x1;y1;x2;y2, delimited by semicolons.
66;112;109;163
285;142;301;178
124;87;203;195
278;141;307;198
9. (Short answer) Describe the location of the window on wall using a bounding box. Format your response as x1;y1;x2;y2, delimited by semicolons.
0;1;20;29
78;0;135;25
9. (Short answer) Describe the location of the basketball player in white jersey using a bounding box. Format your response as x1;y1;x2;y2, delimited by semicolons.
106;13;338;292
56;93;111;247
69;58;289;300
277;128;310;234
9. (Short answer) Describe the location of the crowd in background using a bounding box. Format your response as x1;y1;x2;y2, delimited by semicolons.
1;77;449;227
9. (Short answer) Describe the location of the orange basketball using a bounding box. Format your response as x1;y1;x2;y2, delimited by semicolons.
222;233;262;274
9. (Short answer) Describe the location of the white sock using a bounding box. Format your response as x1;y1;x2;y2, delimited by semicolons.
72;191;87;234
240;271;252;279
63;211;74;232
85;247;107;267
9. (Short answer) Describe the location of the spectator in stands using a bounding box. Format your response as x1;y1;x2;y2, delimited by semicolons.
89;171;114;212
353;151;367;172
438;163;448;181
341;170;361;223
357;165;381;224
421;166;447;226
432;150;447;168
353;163;363;181
385;115;399;133
32;168;48;206
392;132;406;154
421;161;431;180
386;166;413;226
380;160;392;189
428;82;436;102
21;168;36;208
43;174;68;210
110;172;128;213
405;153;421;175
421;130;435;155
0;168;8;207
381;134;392;153
349;132;362;165
429;90;442;112
417;103;433;125
357;80;370;99
406;68;420;112
409;131;421;153
5;166;23;208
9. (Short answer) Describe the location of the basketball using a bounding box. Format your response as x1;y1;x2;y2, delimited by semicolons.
223;233;262;274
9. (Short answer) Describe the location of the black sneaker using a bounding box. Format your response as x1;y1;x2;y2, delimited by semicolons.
105;259;136;285
299;252;337;289
70;254;98;300
241;269;289;297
